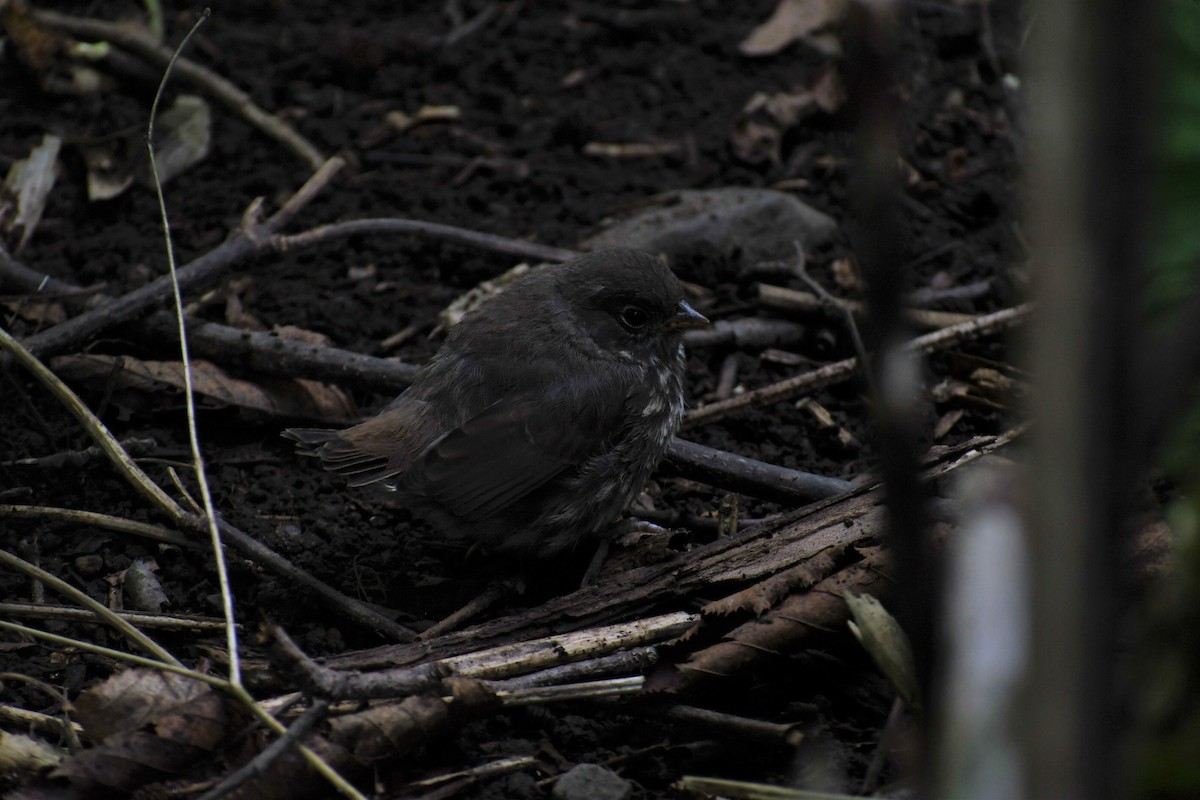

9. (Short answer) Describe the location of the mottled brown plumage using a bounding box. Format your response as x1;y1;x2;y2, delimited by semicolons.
284;249;706;555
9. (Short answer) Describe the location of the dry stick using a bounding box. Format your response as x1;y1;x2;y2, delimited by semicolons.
905;278;993;307
143;310;421;392
489;647;660;691
0;602;234;632
663;439;852;503
0;703;84;739
13;157;345;361
33;9;326;169
793;243;877;401
663;705;805;746
269;218;579;263
759;283;979;330
419;582;508;640
266;611;698;703
195;698;331;800
401;756;538;793
678;776;841;799
216;518;416;643
683;303;1032;430
145;7;239;686
0;504;197;548
495;676;644;706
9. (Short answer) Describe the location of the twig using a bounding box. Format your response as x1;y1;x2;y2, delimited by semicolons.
905;279;993;308
267;624;448;700
0;506;195;551
0;671;81;750
223;518;419;642
13;157;345;361
664;439;852;503
664;705;805;745
3;436;158;467
0;602;234;631
759;282;979;330
146;7;239;686
33;9;326;169
681;318;807;350
792;244;876;400
861;695;905;794
0;703;84;739
678;775;853;799
400;756;538;793
844;0;935;730
420;582;508;640
684;304;1032;429
142;310;420;393
489;647;660;691
266;611;697;704
495;676;644;706
269;218;578;263
196;698;331;800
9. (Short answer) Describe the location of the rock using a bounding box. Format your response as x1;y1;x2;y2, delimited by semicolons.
552;763;632;800
582;187;839;263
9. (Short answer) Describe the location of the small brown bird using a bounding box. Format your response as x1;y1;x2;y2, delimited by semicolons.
284;249;707;556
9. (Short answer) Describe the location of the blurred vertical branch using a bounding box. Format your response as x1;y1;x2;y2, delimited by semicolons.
844;0;935;779
1024;1;1155;799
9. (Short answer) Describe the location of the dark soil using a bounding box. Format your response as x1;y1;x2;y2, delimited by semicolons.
1;1;1024;796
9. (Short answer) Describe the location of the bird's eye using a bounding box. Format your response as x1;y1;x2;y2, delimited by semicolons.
617;305;650;329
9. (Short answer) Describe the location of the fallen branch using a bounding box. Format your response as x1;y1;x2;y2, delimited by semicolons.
758;282;979;330
12;157;345;361
684;303;1033;429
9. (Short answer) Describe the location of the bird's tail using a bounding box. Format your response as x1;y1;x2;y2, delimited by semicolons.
281;428;340;455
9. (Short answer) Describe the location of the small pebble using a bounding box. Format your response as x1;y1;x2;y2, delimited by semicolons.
74;554;104;577
552;763;632;800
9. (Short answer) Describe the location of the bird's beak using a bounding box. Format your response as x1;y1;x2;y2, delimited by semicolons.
661;300;709;331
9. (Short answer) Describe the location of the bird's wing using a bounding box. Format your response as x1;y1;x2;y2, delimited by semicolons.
405;368;636;521
284;399;436;488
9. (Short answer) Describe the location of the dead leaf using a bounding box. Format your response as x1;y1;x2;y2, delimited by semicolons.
82;138;135;201
139;95;211;187
440;262;532;329
729;69;843;166
845;591;920;709
1;0;66;77
3;297;67;326
123;558;169;613
53;670;241;793
739;0;848;57
2;134;62;253
729;117;782;165
51;354;358;422
831;255;860;290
